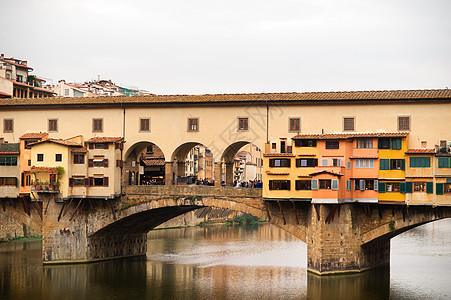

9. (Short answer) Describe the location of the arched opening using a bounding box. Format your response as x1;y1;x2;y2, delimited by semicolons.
220;141;263;187
170;142;215;186
124;142;166;185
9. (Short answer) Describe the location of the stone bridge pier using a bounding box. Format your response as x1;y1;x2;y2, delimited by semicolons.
38;186;451;275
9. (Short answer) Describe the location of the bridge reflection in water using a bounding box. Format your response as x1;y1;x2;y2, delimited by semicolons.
2;221;451;299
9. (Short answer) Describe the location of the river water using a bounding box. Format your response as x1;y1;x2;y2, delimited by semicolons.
1;219;450;300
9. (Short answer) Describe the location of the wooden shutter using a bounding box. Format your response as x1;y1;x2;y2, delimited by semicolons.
400;182;406;193
436;183;444;195
84;178;90;187
103;143;109;149
21;173;25;187
116;160;123;168
311;179;318;190
426;182;433;194
88;159;94;167
103;159;109;168
103;177;109;187
346;180;351;191
374;180;378;191
405;182;413;193
89;143;94;149
89;177;94;187
69;178;74;187
359;180;365;191
401;159;405;170
379;182;386;193
331;179;339;190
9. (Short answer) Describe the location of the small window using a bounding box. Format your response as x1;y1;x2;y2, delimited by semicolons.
238;118;248;131
325;141;339;149
140;118;150;132
269;180;290;190
386;182;400;192
343;117;355;131
355;159;364;168
73;154;85;164
146;145;154;154
73;178;85;186
364;159;374;168
296;158;318;167
378;138;391;149
271;143;276;149
398;116;410;131
93;118;103;133
48;119;58;132
55;154;62;162
410;157;431;168
289;118;300;132
391;159;404;170
188;118;199;131
357;139;372;149
294;140;317;147
319;179;331;190
37;154;44;162
3;119;13;133
414;182;426;192
346;180;351;191
65;88;70;96
332;158;341;167
94;177;104;186
295;180;311;190
269;158;291;167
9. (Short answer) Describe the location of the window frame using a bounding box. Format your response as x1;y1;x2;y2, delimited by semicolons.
238;117;249;131
37;154;44;162
343;117;355;131
325;141;339;149
73;154;85;164
55;153;62;162
188;118;199;132
139;118;150;132
92;118;103;133
48;118;58;132
289;117;300;133
3;119;13;133
398;116;410;131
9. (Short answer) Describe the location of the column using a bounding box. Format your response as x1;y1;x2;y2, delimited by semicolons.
225;162;234;187
214;162;222;187
165;161;174;186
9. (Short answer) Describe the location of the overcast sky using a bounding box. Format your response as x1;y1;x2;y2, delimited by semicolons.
2;0;450;94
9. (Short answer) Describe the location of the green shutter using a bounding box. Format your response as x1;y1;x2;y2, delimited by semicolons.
438;158;446;168
14;177;18;187
0;157;4;164
423;157;431;168
405;182;413;193
401;159;405;170
410;157;416;168
426;182;433;194
380;159;390;170
436;183;444;195
11;156;17;165
5;156;11;164
392;138;402;150
447;178;451;183
379;182;386;193
400;182;406;193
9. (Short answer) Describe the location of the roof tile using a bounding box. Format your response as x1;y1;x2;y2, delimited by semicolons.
86;137;123;143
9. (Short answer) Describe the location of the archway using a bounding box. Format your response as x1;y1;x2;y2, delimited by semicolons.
124;142;166;185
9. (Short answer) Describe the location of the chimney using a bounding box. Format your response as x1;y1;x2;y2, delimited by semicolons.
98;75;100;81
0;54;3;60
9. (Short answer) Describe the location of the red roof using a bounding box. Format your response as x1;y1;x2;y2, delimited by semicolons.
141;158;165;166
0;91;11;97
1;58;33;70
86;137;123;143
309;170;343;177
292;132;408;140
29;138;82;147
20;132;48;139
72;147;88;153
405;149;436;154
263;153;295;157
0;151;19;154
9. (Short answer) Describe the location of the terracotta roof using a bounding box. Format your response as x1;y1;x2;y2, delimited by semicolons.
29;138;82;147
141;158;165;166
309;170;343;177
19;132;48;139
3;78;55;94
0;89;450;107
72;147;88;153
0;91;11;97
30;166;58;173
266;172;290;175
405;149;436;154
1;58;33;70
86;137;123;143
263;153;295;157
292;132;408;140
0;143;20;153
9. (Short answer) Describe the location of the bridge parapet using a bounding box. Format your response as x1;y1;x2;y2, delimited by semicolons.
123;185;262;198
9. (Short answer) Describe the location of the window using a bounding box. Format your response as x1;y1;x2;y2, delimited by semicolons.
321;159;328;166
188;118;199;131
355;159;365;168
269;180;290;190
445;183;451;194
386;182;400;192
271;143;276;149
346;180;352;191
89;158;108;167
16;75;23;83
364;159;374;168
391;138;402;150
295;180;311;190
24;140;37;150
146;145;154;154
296;158;317;167
73;178;85;186
3;119;13;133
319;179;331;190
357;139;372;149
269;158;291;167
325;141;339;149
94;177;105;186
343;117;355;131
65;89;70;96
346;161;351;169
410;157;431;168
354;179;377;191
438;157;451;168
332;158;341;167
378;138;390;149
55;154;62;162
37;154;44;162
289;118;300;132
0;156;17;166
93;118;103;133
398;116;410;131
73;154;85;164
0;177;16;186
390;159;405;170
140;118;150;132
414;182;426;192
48;119;58;132
294;140;317;147
238;118;248;131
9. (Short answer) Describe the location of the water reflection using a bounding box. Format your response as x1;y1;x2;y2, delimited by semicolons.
0;220;450;299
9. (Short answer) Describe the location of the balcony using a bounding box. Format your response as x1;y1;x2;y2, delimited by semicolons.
32;183;60;193
351;148;379;159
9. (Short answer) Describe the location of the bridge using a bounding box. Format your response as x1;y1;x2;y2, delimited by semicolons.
1;185;447;275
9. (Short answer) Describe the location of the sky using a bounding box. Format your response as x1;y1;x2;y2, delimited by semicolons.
1;0;450;94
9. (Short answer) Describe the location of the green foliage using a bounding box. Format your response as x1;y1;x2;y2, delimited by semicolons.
389;220;395;231
226;213;262;226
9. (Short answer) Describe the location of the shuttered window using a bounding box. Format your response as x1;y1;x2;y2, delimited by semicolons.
92;118;103;133
426;182;433;194
391;138;402;150
380;159;390;170
438;157;451;168
238;118;248;131
331;179;339;190
410;157;431;168
311;179;318;190
436;183;444;195
379;182;386;193
140;118;150;132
